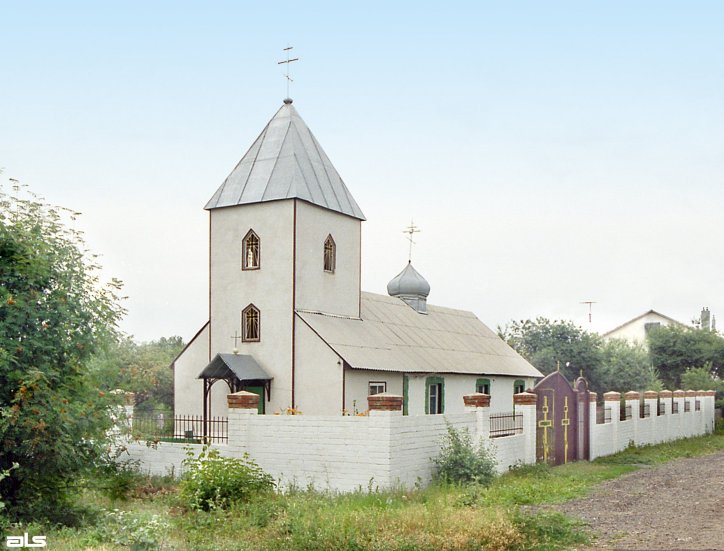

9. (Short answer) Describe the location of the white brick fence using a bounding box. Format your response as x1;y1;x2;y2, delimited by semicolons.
121;392;536;491
589;389;716;460
120;389;715;492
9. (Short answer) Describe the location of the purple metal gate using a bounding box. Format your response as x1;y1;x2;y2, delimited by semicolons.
533;372;590;465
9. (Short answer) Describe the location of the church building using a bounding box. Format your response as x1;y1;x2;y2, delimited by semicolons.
173;99;542;418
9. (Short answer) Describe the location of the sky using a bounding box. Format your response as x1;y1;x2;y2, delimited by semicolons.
1;1;722;342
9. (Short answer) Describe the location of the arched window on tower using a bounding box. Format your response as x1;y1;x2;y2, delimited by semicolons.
242;304;260;342
324;234;336;273
242;230;260;270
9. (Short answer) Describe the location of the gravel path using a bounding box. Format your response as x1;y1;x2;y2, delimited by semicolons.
551;452;724;550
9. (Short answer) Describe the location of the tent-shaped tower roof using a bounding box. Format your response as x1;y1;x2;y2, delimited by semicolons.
205;99;365;220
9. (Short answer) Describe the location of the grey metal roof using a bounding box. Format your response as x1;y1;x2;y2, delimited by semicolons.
198;353;272;381
205;100;366;220
296;293;543;378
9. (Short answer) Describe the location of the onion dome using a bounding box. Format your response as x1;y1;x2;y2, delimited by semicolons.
387;262;430;313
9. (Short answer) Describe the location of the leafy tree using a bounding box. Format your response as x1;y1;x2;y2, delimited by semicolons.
0;183;124;521
498;318;602;383
499;318;662;394
90;336;183;414
591;339;661;393
680;366;723;393
647;325;724;388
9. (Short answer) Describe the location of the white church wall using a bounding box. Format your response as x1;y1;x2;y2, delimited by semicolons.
295;318;344;415
174;323;214;417
294;200;361;318
405;374;427;416
344;369;403;414
403;373;536;416
210;201;295;413
489;376;531;412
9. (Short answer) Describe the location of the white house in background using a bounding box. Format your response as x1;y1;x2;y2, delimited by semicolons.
603;309;687;346
172;98;542;418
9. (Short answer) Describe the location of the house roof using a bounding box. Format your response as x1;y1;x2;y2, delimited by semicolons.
603;309;687;337
296;292;543;378
205;100;365;220
198;353;272;381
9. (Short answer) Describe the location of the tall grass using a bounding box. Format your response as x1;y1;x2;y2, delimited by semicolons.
13;430;723;551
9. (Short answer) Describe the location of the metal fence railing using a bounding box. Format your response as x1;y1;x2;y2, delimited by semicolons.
640;402;651;418
672;401;679;414
489;411;523;438
596;406;612;424
695;400;701;412
130;412;228;444
621;404;632;421
658;401;666;416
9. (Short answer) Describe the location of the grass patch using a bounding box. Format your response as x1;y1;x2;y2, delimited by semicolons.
10;431;722;550
511;511;590;550
479;461;636;506
595;431;724;466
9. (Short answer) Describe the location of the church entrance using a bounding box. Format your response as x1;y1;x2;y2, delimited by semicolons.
242;386;266;414
532;372;590;465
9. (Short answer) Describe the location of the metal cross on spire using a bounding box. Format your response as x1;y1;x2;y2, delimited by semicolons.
277;45;299;100
230;330;242;352
403;220;421;262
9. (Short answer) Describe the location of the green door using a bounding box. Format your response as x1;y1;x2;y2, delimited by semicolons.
244;386;265;414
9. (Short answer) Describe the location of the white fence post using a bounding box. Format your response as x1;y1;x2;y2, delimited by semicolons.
624;391;640;444
227;391;259;454
463;393;490;441
603;391;621;452
513;392;537;466
673;390;686;438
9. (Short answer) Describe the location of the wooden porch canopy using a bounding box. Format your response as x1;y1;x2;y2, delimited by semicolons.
198;353;272;437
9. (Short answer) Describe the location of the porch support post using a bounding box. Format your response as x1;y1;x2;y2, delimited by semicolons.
202;379;209;442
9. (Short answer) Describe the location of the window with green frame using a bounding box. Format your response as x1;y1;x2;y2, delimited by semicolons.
475;378;491;395
425;376;445;414
514;379;525;394
402;375;409;416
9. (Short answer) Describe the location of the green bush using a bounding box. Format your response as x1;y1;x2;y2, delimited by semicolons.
180;447;275;511
96;459;143;501
433;425;497;486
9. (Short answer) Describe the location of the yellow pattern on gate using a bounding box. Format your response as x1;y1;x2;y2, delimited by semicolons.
537;395;553;463
561;395;570;463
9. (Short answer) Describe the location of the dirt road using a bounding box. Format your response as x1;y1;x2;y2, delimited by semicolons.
553;452;724;550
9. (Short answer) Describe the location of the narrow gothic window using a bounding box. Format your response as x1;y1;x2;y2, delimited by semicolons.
242;304;260;342
323;235;336;273
242;230;260;270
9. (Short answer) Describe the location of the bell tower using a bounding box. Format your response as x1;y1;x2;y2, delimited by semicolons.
204;99;365;411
